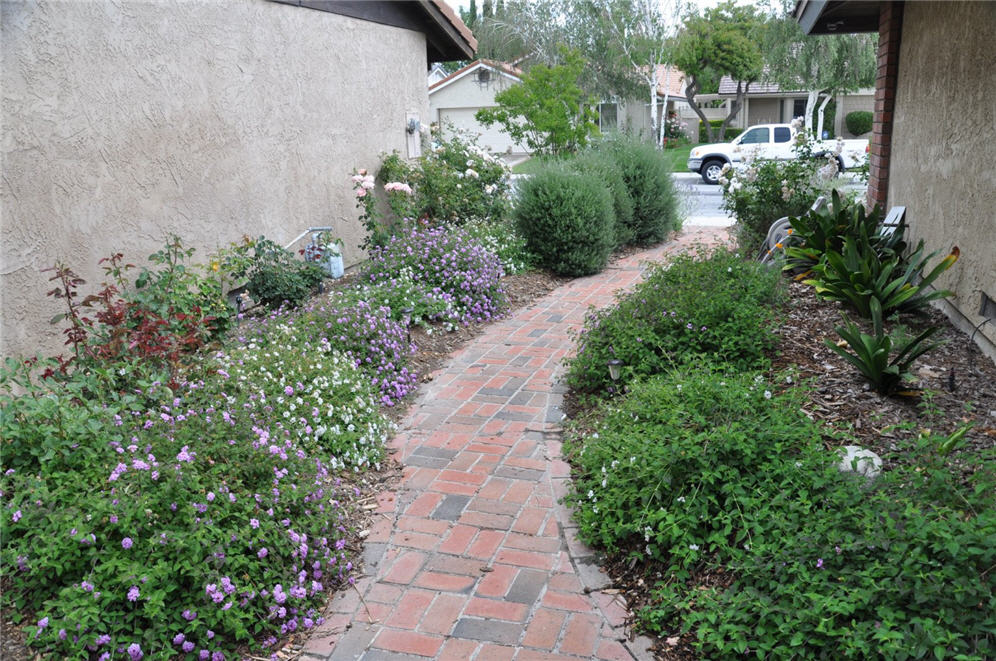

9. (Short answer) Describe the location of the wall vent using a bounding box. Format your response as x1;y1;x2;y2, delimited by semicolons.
980;292;996;322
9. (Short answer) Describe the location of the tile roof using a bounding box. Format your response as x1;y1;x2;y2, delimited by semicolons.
429;59;522;92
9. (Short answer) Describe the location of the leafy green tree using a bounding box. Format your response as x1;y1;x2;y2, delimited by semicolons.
476;48;599;155
763;12;876;138
673;1;766;142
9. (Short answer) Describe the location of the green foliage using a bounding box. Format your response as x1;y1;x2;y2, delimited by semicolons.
461;218;535;275
599;134;683;245
565;249;784;397
783;190;897;271
806;237;960;318
566;368;996;659
827;298;943;395
218;237;325;309
846;110;874;136
476;48;599;155
698;120;744;143
377;130;511;225
721;128;849;254
0;352;376;658
513;168;615;276
45;237;231;383
568;148;636;247
675;2;766;142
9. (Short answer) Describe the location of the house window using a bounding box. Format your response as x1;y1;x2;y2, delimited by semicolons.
598;102;618;131
739;127;769;144
792;99;807;121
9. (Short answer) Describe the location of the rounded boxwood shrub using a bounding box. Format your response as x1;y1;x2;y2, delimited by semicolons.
569;149;635;248
599;136;681;246
845;110;873;136
514;168;615;276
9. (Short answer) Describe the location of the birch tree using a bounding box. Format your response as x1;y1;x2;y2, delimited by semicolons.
581;0;684;148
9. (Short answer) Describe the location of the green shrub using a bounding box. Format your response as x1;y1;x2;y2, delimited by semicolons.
565;249;783;396
219;237;325;309
569;149;636;247
599;135;682;245
845;110;873;136
698;119;744;142
567;368;996;659
514;168;615;276
461;218;535;275
722;157;824;255
377;129;510;226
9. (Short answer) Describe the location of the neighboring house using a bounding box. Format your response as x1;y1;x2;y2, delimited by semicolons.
794;0;996;360
620;65;694;141
427;62;450;86
428;59;528;166
713;76;874;137
0;0;474;360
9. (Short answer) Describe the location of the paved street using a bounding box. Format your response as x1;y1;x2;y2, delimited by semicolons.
674;170;868;228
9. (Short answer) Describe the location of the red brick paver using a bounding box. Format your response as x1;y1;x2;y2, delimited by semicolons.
302;228;728;660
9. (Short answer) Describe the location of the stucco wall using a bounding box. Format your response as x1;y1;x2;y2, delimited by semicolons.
1;0;429;360
890;1;996;357
835;90;874;138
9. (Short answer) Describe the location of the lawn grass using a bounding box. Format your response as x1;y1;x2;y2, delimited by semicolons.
661;143;694;173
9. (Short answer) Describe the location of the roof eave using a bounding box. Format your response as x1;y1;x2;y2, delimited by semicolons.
793;0;881;35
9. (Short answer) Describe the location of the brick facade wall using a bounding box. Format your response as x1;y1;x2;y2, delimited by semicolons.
867;1;904;208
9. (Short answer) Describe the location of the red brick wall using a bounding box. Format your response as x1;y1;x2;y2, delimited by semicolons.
867;1;904;209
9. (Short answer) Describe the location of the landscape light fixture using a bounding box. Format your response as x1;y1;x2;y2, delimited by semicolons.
607;359;622;382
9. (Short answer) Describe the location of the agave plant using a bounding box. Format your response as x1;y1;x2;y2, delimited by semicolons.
827;297;942;395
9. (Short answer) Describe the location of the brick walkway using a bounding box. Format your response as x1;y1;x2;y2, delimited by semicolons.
302;227;730;661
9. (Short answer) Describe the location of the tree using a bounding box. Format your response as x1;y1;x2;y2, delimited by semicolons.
475;49;599;155
673;2;765;143
763;13;876;138
578;0;684;148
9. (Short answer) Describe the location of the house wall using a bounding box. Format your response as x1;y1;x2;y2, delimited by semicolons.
889;1;996;358
835;91;875;138
0;0;430;360
429;71;525;162
746;98;781;126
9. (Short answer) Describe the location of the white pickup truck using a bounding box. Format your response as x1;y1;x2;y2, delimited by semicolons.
687;123;869;184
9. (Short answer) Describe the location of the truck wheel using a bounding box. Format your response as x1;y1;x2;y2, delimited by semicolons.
701;160;725;185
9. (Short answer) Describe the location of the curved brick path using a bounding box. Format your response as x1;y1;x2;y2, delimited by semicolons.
302;227;729;661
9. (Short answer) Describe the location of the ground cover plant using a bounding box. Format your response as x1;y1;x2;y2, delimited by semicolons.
363;223;508;329
566;367;996;659
0;353;371;659
566;248;784;397
564;245;996;660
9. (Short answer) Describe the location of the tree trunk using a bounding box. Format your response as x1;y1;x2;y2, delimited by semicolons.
683;76;713;142
815;93;832;139
649;79;660;146
803;89;819;136
719;80;750;140
657;67;671;149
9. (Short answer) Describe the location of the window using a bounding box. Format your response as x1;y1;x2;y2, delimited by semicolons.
598;102;618;131
792;99;807;120
774;126;791;143
739;127;769;144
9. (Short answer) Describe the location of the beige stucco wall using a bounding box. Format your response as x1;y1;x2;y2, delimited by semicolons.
1;0;429;360
835;90;874;138
890;1;996;358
